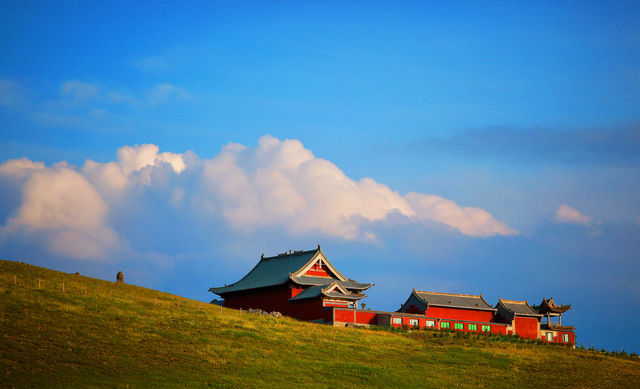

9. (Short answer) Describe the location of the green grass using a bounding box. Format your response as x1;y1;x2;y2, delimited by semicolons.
1;260;639;388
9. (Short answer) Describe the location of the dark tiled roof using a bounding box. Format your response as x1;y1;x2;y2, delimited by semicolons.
497;298;542;317
292;275;373;290
209;249;317;295
289;286;323;301
289;283;367;302
324;291;364;300
414;290;495;311
533;297;571;314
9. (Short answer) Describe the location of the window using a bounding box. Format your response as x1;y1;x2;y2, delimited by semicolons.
409;319;419;327
546;332;554;341
482;325;491;332
426;320;435;327
392;317;402;325
468;324;477;331
454;323;464;330
441;322;450;329
562;334;569;343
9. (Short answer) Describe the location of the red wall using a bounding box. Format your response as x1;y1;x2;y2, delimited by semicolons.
355;311;377;325
425;306;494;322
514;317;539;340
291;298;324;321
563;332;575;345
224;286;293;315
331;309;379;325
324;301;349;307
291;287;305;299
335;308;356;323
304;263;332;277
323;308;333;323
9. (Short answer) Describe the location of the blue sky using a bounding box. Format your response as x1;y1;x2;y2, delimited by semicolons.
1;1;639;353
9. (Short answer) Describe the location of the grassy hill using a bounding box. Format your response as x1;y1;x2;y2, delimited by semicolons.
1;260;639;388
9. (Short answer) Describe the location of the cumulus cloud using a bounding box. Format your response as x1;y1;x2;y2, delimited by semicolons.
0;136;517;262
406;193;518;237
198;135;515;239
0;157;45;179
117;143;186;175
553;204;593;226
2;163;118;259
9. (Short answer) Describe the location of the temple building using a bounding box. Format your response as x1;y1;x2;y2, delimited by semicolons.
209;245;373;322
210;246;575;345
394;289;507;334
533;297;575;344
495;298;543;340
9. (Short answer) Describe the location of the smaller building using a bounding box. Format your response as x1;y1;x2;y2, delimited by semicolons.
495;298;542;339
395;289;507;334
399;289;496;322
534;297;575;345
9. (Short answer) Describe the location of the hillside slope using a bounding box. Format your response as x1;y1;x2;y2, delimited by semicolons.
1;260;639;388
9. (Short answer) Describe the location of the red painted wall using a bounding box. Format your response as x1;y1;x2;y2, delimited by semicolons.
223;285;293;315
490;325;507;335
335;308;356;323
355;311;377;325
425;306;494;322
324;301;349;307
563;332;575;345
291;287;305;299
304;263;332;277
291;298;324;321
323;308;333;323
514;317;539;340
331;309;379;325
388;315;508;335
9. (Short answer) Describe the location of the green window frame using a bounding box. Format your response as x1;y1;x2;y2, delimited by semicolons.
454;323;464;330
441;322;450;329
392;317;402;325
562;334;569;343
482;325;491;332
468;324;477;331
426;320;435;327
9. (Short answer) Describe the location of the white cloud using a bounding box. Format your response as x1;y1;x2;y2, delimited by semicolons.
0;136;517;262
553;204;593;226
116;143;186;175
0;157;45;179
199;135;515;239
2;162;118;259
405;192;518;237
148;83;190;107
60;81;98;102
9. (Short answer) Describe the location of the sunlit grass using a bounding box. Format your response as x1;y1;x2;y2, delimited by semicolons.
1;259;639;388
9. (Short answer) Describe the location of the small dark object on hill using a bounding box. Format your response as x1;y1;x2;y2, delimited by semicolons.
116;271;124;283
74;272;80;275
247;308;282;318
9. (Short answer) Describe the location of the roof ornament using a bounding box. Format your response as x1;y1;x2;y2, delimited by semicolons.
317;244;321;250
261;253;264;259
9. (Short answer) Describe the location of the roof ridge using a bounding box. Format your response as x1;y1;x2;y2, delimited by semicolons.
262;247;318;260
415;290;482;298
500;298;527;304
